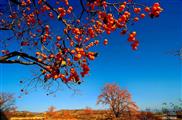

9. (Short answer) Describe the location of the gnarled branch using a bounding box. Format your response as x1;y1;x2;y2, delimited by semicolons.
0;51;50;71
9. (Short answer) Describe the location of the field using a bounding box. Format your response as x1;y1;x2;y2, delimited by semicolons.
5;110;111;120
2;109;182;120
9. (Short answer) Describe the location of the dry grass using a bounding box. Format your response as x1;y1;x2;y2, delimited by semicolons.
5;110;182;120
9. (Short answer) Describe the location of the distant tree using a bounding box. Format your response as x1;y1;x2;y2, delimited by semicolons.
48;106;56;113
0;92;16;120
168;48;182;60
176;48;182;59
46;106;60;118
162;100;182;119
97;83;138;119
0;92;16;112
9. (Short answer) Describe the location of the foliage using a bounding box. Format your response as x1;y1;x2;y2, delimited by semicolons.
0;0;163;94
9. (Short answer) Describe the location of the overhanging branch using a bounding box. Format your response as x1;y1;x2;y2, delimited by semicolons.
0;51;50;71
0;59;35;65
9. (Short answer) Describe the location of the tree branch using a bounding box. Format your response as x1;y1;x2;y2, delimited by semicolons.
0;51;50;71
79;0;86;19
0;59;35;65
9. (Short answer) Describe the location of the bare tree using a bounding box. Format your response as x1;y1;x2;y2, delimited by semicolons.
97;83;138;119
46;106;60;119
0;92;16;112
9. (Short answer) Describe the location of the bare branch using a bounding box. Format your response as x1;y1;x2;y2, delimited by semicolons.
0;51;50;72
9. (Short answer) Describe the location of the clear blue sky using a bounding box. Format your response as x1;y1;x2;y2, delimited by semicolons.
0;0;181;112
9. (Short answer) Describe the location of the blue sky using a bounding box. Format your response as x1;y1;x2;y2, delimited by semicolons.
0;0;182;112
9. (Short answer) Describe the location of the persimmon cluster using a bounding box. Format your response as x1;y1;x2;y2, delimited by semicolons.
0;0;163;93
150;2;163;17
128;32;139;50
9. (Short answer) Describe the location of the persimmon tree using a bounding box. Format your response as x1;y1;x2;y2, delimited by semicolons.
97;83;138;119
0;0;163;94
